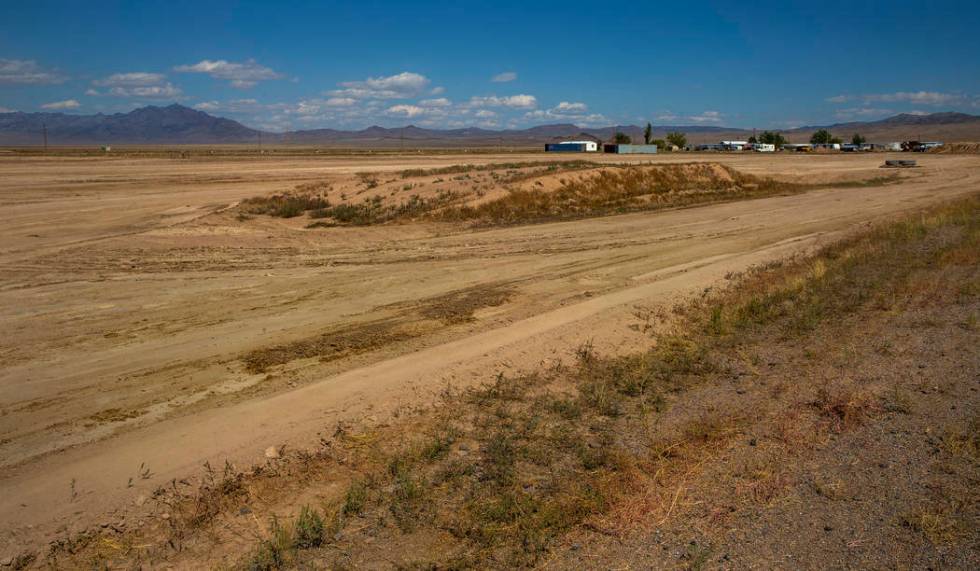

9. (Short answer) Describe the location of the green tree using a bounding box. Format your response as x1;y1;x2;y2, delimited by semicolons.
644;122;653;145
851;133;866;146
810;129;834;145
666;131;687;148
748;135;758;144
759;131;786;148
651;138;667;149
613;132;632;144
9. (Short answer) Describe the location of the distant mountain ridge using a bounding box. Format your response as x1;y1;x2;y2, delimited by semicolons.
1;104;978;146
0;104;260;145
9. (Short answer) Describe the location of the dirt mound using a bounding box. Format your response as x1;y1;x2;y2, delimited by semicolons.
438;163;790;225
930;142;980;153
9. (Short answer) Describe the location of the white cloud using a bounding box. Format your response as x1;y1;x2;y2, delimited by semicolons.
107;84;182;98
0;59;66;84
833;107;893;120
864;91;960;105
519;100;606;126
555;101;587;112
524;108;608;127
829;91;970;107
329;72;430;100
386;104;427;118
294;99;324;115
0;106;16;113
430;86;446;95
492;71;517;83
94;72;167;87
325;97;356;107
88;72;182;98
193;99;259;112
475;109;496;118
688;111;723;124
419;97;451;107
656;112;679;122
41;99;80;110
174;59;283;88
468;94;537;109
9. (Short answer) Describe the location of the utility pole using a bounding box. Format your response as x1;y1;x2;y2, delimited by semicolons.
258;130;262;154
42;123;48;153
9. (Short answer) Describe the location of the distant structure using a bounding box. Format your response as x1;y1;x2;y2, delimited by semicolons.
695;141;773;152
781;144;813;152
720;140;749;151
545;140;598;152
901;141;943;152
603;143;657;154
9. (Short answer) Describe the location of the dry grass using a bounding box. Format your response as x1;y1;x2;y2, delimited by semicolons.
242;318;415;373
240;163;898;228
262;196;975;568
240;191;331;218
41;194;979;570
438;163;800;225
398;160;597;179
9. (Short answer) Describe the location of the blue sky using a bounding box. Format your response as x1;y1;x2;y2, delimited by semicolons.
2;0;979;131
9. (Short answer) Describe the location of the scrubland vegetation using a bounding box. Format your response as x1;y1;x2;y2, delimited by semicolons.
45;194;977;569
239;163;832;228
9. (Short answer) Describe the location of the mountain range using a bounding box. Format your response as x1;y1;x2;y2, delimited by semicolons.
1;104;978;147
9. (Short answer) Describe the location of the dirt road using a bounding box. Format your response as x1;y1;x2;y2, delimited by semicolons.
1;152;977;552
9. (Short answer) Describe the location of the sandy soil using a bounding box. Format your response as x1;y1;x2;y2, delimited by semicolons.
0;152;978;556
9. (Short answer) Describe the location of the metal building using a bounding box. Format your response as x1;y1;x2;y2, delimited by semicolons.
545;140;598;152
603;144;657;154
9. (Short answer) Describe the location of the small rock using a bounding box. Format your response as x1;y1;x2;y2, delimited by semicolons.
161;513;170;520
264;446;280;459
2;557;13;567
134;495;147;507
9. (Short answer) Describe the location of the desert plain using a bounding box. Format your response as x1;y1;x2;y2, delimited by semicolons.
0;150;977;568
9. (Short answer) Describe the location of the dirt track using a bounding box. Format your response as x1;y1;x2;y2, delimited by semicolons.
1;152;978;552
